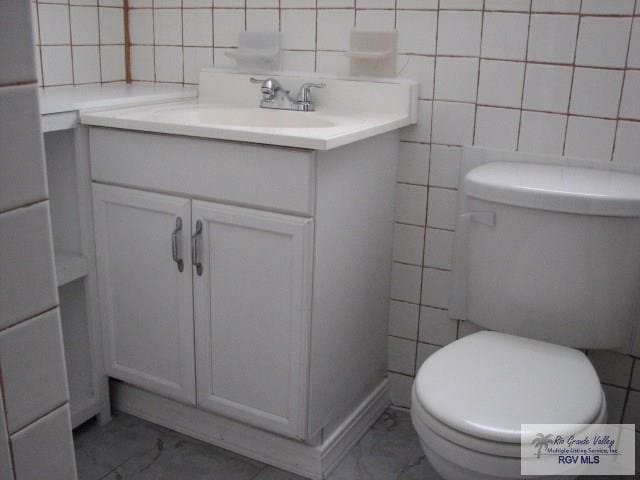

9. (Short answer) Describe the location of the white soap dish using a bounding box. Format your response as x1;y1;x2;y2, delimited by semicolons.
345;30;398;77
225;31;281;71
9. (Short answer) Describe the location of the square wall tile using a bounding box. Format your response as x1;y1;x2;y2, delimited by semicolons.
628;19;640;69
621;71;640;120
565;116;617;161
613;121;640;164
477;60;525;108
588;350;633;388
11;405;77;480
424;228;454;270
416;343;440;368
528;14;579;63
429;145;461;189
38;3;71;45
419;306;457;346
41;46;73;85
427;187;458;230
435;57;479;103
602;385;627;424
281;51;315;72
0;0;37;84
581;0;635;15
0;383;11;480
184;47;213;83
485;0;530;12
154;8;182;45
99;6;124;44
129;9;153;44
396;0;438;8
458;319;485;338
316;51;350;75
532;0;580;13
0;85;47;213
397;10;437;55
281;9;316;50
397;142;429;185
0;202;57;330
393;223;425;266
389;300;419;340
246;8;279;31
70;6;99;44
576;17;632;68
431;101;476;146
0;309;69;433
440;0;482;10
400;100;432;143
317;9;354;51
72;46;101;83
623;391;640;428
389;372;413;408
400;55;435;100
130;45;154;81
474;106;520;150
518;111;566;155
154;46;183;83
391;262;422;303
523;64;573;113
481;12;529;61
421;267;451;309
100;45;126;82
183;9;213;46
395;183;427;225
213;9;244;46
632;359;640;390
570;68;623;118
437;10;482;56
355;9;395;31
388;336;417;375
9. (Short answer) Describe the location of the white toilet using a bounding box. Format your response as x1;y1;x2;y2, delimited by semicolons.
411;160;640;479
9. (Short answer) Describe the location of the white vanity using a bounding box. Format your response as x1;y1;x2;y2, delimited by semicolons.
80;70;417;479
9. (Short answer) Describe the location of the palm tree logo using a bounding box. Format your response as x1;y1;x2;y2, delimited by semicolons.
532;433;554;459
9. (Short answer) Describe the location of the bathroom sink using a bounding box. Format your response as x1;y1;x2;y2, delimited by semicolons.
80;70;418;150
155;105;338;129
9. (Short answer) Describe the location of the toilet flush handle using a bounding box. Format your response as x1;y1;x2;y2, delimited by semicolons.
459;211;496;227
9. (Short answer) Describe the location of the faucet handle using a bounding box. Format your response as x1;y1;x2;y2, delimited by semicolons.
296;82;326;105
249;77;287;100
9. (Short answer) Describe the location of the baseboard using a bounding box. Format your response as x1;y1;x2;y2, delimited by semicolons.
112;378;390;479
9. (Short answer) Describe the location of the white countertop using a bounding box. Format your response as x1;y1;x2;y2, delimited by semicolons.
39;83;197;115
78;71;417;151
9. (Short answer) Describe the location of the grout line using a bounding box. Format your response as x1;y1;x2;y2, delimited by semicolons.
561;0;583;156
515;0;533;150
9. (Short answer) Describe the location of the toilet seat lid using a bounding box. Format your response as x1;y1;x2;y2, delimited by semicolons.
414;331;603;444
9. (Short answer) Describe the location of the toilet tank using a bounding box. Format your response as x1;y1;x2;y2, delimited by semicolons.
453;162;640;349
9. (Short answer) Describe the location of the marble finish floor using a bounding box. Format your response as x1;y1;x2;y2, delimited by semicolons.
74;408;435;480
74;409;638;480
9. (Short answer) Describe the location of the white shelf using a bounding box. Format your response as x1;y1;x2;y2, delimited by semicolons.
55;250;88;287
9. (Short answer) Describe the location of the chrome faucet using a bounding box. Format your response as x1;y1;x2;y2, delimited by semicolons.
249;77;326;112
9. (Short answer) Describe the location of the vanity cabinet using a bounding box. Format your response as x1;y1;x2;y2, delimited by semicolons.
92;183;313;438
92;185;195;405
88;125;398;476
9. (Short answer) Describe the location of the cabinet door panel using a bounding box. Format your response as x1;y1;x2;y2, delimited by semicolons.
193;201;313;439
93;184;195;404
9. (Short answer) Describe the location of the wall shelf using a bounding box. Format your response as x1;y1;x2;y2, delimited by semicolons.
55;250;88;287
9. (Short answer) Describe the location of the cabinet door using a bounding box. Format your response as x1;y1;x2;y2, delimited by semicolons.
192;201;313;439
93;184;195;404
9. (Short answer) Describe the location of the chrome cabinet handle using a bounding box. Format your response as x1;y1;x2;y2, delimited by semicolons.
171;217;184;272
191;220;203;276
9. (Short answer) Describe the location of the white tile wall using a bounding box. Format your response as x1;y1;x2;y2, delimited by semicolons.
32;0;126;86
1;0;76;475
70;0;640;421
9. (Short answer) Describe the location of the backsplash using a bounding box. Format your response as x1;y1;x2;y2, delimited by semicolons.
32;0;126;86
36;0;640;424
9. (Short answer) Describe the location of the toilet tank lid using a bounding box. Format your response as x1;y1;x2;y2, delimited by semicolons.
464;162;640;216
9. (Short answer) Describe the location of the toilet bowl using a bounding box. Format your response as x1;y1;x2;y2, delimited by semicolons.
411;331;607;480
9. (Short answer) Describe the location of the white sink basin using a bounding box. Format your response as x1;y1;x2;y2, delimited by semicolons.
155;105;338;129
80;71;418;150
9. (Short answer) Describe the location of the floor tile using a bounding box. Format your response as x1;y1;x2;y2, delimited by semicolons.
328;409;423;480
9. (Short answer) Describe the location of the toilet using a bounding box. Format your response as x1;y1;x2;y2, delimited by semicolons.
411;160;640;479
